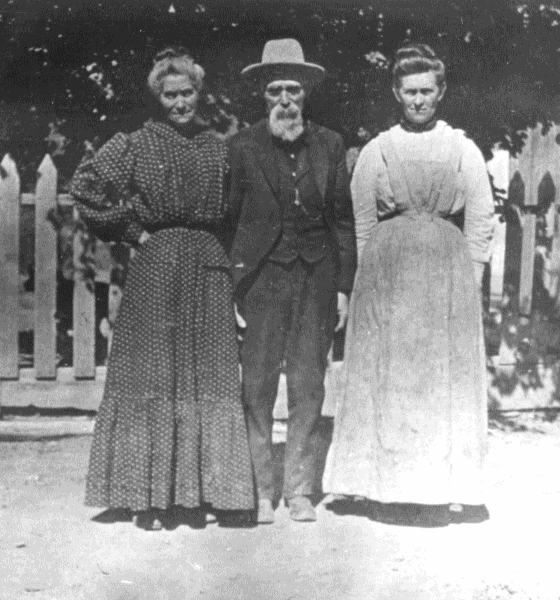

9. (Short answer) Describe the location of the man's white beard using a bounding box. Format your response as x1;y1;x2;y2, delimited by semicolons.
268;104;305;142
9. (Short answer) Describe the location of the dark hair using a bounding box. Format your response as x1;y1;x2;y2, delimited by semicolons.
392;43;446;89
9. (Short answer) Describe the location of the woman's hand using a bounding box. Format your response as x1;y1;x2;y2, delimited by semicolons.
473;261;485;291
335;292;349;332
138;231;151;246
234;303;247;329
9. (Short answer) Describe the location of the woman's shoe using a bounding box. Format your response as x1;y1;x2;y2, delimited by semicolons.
169;505;206;529
133;509;164;531
449;504;490;524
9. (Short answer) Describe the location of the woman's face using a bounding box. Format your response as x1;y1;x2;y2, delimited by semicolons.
158;74;199;127
393;71;445;126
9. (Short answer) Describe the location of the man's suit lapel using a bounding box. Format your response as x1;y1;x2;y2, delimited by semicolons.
307;124;328;201
254;121;280;197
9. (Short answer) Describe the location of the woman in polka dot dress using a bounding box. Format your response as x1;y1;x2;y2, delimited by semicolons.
71;48;255;530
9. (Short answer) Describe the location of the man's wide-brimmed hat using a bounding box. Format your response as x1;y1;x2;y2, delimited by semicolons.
241;39;326;89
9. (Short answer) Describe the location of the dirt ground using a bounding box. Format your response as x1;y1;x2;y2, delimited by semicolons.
1;415;560;600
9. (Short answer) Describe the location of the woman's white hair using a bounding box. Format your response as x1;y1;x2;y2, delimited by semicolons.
147;51;205;97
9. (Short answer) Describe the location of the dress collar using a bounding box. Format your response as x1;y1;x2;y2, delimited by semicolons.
144;119;210;146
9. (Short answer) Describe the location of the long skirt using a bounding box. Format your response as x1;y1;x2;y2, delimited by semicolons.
85;228;254;511
323;214;487;506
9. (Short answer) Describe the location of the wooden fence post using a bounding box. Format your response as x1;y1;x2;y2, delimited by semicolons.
544;125;560;303
487;147;508;311
0;154;20;378
34;155;58;379
508;130;537;316
72;207;96;379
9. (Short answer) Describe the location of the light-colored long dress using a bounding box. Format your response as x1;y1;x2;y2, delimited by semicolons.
323;121;494;506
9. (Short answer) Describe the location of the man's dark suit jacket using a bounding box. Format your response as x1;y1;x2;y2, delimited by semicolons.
227;119;357;294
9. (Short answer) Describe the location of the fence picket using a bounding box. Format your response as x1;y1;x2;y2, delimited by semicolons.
72;208;96;378
545;126;560;302
512;134;536;315
1;128;559;411
522;128;538;207
34;155;58;378
519;213;537;315
487;148;509;309
0;154;20;378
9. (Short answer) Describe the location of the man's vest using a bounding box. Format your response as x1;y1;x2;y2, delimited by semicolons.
268;136;333;264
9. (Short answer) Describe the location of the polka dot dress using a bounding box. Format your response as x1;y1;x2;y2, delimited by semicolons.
71;120;254;511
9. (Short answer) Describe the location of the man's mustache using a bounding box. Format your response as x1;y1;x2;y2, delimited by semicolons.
271;104;301;120
269;102;304;141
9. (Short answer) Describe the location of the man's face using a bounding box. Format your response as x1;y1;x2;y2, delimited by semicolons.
264;79;306;142
264;80;305;113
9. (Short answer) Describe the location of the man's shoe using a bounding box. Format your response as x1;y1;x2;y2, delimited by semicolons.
288;496;317;522
257;499;275;524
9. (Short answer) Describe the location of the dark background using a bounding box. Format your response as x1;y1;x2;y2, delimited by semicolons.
1;0;560;191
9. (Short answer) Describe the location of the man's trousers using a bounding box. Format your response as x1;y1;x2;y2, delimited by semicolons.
239;256;338;500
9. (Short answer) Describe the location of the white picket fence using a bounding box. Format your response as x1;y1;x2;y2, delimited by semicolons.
1;125;560;415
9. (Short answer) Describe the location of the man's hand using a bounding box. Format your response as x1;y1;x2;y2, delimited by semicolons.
335;292;349;332
234;303;247;329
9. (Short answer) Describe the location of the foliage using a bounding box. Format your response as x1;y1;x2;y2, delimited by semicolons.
1;1;560;180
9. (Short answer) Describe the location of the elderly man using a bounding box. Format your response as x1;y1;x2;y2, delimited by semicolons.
229;39;357;523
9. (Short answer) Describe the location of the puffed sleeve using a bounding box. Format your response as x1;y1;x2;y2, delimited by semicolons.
70;133;144;245
350;139;380;263
460;138;495;274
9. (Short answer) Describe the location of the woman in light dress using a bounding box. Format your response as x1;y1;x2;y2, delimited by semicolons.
324;44;494;527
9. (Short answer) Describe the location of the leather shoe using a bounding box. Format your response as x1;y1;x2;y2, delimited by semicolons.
288;496;317;522
133;509;163;531
257;499;275;524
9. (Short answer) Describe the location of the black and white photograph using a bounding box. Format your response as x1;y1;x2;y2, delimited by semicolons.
0;1;559;598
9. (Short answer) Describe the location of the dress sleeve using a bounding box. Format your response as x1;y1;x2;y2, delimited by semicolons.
460;138;495;266
350;140;380;263
70;132;144;245
329;132;357;295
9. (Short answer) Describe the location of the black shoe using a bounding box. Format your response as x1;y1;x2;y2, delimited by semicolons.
166;505;207;530
449;504;490;524
133;509;164;531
